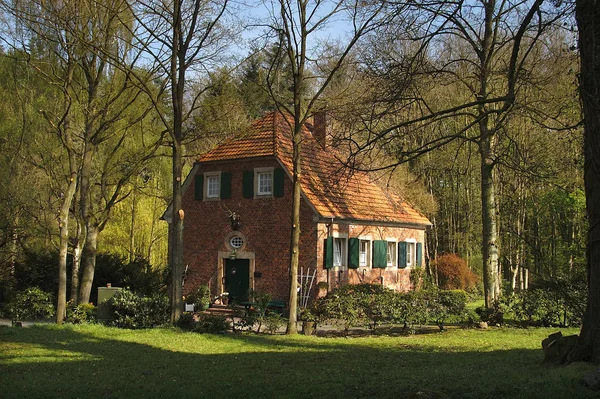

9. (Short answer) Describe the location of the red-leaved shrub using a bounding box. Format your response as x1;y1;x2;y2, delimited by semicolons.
433;253;478;291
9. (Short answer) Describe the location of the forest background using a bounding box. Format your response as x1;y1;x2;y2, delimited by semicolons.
0;0;585;325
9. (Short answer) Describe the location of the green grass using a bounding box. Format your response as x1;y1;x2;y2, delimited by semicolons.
0;324;595;398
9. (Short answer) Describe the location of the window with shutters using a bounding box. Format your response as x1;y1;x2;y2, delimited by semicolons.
203;172;221;200
255;167;273;196
387;241;397;267
406;242;415;267
244;167;285;199
359;239;371;267
333;237;347;269
205;173;220;198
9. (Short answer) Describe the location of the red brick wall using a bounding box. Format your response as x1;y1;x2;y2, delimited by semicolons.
182;157;319;302
314;223;427;296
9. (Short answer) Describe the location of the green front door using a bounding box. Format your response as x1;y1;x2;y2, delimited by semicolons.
225;259;250;303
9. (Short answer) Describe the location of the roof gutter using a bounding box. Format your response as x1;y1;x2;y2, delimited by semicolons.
316;216;431;230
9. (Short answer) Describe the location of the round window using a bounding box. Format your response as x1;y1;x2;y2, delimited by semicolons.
230;236;244;249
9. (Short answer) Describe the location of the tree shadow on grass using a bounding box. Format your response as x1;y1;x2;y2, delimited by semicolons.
0;325;596;399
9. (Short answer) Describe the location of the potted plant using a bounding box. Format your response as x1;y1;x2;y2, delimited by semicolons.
193;285;211;311
300;308;318;336
317;281;329;297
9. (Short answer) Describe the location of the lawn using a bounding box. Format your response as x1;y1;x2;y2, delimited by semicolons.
0;324;596;398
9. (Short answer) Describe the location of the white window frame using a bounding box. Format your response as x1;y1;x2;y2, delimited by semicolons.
204;172;221;200
255;167;274;197
386;240;397;268
332;236;348;270
359;239;371;268
406;241;416;268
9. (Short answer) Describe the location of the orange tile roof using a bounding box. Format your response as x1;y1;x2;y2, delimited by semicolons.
198;112;431;227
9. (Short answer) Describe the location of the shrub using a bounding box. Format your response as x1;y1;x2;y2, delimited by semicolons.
476;301;505;325
410;267;435;291
425;289;468;330
176;312;196;330
92;255;167;304
499;272;586;328
195;314;230;334
65;301;96;324
185;284;212;311
313;284;374;332
262;313;285;334
433;254;478;291
107;289;169;329
8;287;55;321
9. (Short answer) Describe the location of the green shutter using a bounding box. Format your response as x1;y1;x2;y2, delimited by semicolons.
274;167;285;197
398;242;408;268
416;242;423;267
194;175;203;200
220;172;232;199
348;238;359;269
372;240;387;268
324;237;334;269
242;170;254;198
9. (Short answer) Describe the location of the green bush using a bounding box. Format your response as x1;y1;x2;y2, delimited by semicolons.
186;284;212;311
476;301;505;325
8;287;55;321
65;301;96;324
314;284;370;332
176;312;196;330
499;273;586;328
425;289;468;330
194;314;230;334
262;313;285;334
107;289;169;329
314;284;470;332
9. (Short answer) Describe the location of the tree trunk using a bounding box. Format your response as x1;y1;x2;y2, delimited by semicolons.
57;171;78;323
170;140;184;323
570;0;600;364
70;219;83;303
78;224;99;304
286;120;302;335
480;135;500;307
129;182;137;263
9;214;18;288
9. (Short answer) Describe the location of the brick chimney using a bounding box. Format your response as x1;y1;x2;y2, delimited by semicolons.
313;110;328;149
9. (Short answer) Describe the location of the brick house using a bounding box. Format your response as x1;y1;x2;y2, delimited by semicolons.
168;111;431;304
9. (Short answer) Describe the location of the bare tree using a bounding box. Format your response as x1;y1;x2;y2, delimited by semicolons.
263;0;387;333
340;0;569;307
0;0;164;316
124;0;232;322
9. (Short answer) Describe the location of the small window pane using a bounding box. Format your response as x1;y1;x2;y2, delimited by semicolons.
258;172;272;195
333;239;342;266
359;240;369;266
207;175;220;198
387;242;396;267
407;243;415;266
230;236;243;249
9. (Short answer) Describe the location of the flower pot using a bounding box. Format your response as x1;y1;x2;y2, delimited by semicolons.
302;321;316;336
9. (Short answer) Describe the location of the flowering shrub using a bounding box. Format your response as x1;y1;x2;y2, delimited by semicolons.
432;254;478;291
